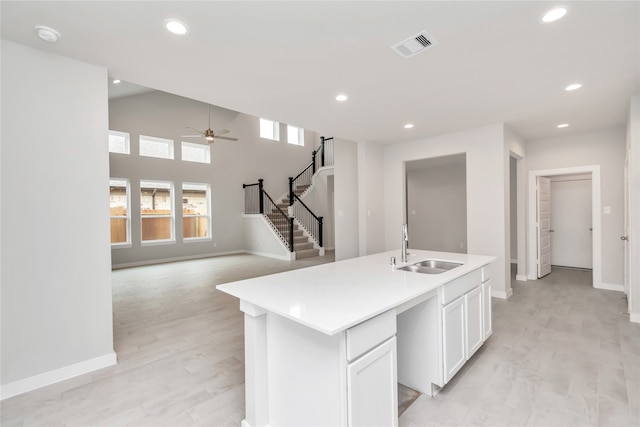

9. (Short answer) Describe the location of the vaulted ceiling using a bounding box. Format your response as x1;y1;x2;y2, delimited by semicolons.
2;1;638;144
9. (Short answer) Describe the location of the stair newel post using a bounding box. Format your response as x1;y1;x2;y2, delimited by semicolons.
318;216;323;248
320;136;326;168
289;217;294;252
258;179;264;214
312;150;317;174
288;177;294;207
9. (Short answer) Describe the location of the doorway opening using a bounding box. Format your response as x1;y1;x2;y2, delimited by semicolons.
528;166;602;288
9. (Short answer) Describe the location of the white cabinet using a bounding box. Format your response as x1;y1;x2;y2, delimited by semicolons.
442;296;466;383
465;286;483;359
482;280;492;339
347;337;398;427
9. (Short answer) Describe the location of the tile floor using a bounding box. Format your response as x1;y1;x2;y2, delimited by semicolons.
1;256;638;426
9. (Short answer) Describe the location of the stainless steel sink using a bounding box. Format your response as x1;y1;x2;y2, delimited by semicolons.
397;259;463;274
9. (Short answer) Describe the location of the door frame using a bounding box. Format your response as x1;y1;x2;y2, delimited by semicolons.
527;165;602;288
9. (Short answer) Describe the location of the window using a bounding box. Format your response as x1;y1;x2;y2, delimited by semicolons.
182;183;211;240
109;178;130;246
287;125;304;146
260;118;280;141
181;141;211;164
139;135;174;159
109;130;130;154
140;180;174;243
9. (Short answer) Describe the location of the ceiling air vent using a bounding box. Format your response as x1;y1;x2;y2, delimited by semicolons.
392;31;437;58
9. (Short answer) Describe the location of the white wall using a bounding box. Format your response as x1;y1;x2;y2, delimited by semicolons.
334;138;359;261
406;158;467;253
379;123;511;299
1;41;115;396
526;127;626;287
109;91;318;267
627;95;640;323
357;141;386;256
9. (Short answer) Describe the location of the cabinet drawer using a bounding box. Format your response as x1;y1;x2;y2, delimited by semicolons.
481;265;491;283
346;310;396;362
441;269;481;305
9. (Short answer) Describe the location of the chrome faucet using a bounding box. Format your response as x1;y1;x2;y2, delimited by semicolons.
401;223;409;263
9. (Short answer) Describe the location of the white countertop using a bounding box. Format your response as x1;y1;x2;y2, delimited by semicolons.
217;250;494;336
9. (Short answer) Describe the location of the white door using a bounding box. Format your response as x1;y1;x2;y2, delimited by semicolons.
347;338;398;427
537;177;552;277
442;296;465;383
624;152;630;298
550;178;592;268
464;286;483;359
482;280;492;339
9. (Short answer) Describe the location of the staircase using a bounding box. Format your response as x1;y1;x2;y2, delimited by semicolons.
242;136;334;260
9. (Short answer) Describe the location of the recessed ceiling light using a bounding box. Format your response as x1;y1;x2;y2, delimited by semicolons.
565;83;582;91
164;19;188;35
112;79;121;84
541;6;568;23
34;25;60;43
404;124;414;129
336;94;348;102
557;123;569;128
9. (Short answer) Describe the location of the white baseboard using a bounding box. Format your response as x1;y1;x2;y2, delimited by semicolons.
112;250;244;269
515;274;528;282
631;313;640;324
1;352;117;400
245;250;294;261
492;288;513;300
595;282;625;292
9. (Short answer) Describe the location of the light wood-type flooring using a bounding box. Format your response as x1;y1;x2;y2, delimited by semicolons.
2;255;638;426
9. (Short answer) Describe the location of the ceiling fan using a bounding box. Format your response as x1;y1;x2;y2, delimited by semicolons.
182;105;238;144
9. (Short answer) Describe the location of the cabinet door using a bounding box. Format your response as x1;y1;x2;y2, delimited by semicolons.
347;337;398;427
442;297;465;383
482;280;492;339
465;286;483;359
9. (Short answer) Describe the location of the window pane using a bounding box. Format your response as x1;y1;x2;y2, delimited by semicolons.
109;131;130;154
260;118;279;141
181;141;210;164
287;125;304;146
183;183;210;239
140;180;173;241
140;135;174;159
110;178;129;244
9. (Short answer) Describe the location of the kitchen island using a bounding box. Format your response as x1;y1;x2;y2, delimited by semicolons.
217;249;494;427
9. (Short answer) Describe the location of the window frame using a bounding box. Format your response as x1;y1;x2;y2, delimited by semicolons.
109;178;132;248
140;179;175;246
181;141;211;164
108;130;130;154
260;118;280;141
182;182;212;242
139;135;175;160
287;125;305;146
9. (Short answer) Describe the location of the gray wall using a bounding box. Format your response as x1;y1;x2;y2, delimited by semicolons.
526;126;626;286
109;91;318;267
406;156;467;253
1;41;114;390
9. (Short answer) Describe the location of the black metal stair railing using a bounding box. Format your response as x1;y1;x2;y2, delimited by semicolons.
243;180;294;252
290;191;323;248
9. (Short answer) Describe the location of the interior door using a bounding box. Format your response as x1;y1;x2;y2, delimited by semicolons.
537;176;552;278
550;178;592;268
624;151;630;298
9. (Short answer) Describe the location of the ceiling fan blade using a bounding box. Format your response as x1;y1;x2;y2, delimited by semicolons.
185;126;205;135
214;129;230;136
215;136;239;141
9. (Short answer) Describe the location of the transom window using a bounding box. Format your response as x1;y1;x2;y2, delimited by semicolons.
139;135;174;159
109;178;131;246
181;141;211;164
182;183;211;240
260;118;280;141
287;125;304;146
140;180;174;244
109;130;130;154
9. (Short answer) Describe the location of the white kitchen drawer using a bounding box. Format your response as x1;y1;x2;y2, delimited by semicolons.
481;265;491;283
346;310;396;362
441;269;481;306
